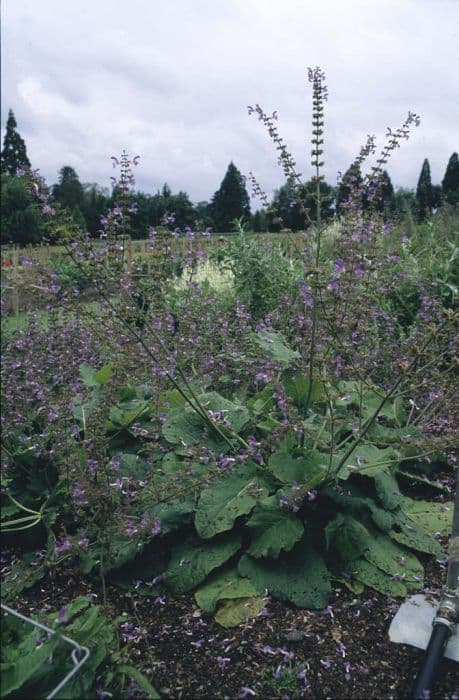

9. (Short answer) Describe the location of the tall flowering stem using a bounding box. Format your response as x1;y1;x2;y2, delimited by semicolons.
304;67;328;414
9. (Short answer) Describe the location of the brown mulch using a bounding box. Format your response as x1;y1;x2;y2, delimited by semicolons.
5;554;458;700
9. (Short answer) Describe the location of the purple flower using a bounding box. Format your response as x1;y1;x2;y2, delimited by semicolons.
217;656;230;670
55;535;72;555
58;607;68;623
239;688;256;699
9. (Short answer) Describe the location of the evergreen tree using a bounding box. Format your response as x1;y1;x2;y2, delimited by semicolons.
375;170;395;215
52;166;85;209
336;164;363;215
416;158;434;220
270;179;334;231
210;162;251;232
441;152;459;206
0;173;45;245
0;109;31;175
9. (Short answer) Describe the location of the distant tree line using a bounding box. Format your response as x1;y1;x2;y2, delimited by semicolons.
1;109;458;246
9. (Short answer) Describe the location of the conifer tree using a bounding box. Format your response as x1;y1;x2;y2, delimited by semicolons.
210;162;251;232
416;158;434;220
0;109;31;175
336;163;363;215
441;152;459;206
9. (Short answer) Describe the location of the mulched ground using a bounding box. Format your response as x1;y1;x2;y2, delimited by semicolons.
4;553;458;700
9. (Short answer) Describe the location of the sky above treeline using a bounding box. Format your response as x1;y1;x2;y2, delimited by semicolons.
2;0;458;206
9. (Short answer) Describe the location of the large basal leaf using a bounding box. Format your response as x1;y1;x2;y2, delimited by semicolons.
399;496;453;536
164;535;241;594
347;557;407;597
246;497;304;558
336;444;397;481
162;391;249;452
371;470;402;510
325;513;372;561
0;628;58;696
389;510;444;557
238;542;332;609
366;423;422;445
195;464;272;539
194;567;258;612
118;452;152;480
336;381;395;422
363;534;423;587
198;391;250;433
284;375;324;410
147;496;195;535
267;449;327;486
214;597;266;628
252;330;300;368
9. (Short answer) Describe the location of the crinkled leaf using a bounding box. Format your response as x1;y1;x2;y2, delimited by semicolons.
147;496;195;534
399;496;453;536
164;535;241;594
118;453;151;480
246;497;304;558
252;330;300;368
194;568;258;612
325;513;372;561
214;596;265;628
389;512;445;557
284;376;324;410
94;363;113;385
348;557;408;597
267;449;327;486
336;444;397;481
0;629;58;696
366;423;422;444
372;470;402;510
238;543;331;609
363;534;423;586
195;464;272;539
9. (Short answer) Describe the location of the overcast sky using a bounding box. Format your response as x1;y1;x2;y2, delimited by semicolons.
2;0;458;205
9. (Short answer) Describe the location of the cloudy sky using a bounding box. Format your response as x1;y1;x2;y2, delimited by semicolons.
2;0;458;205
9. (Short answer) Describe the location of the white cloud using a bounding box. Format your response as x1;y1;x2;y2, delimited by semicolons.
2;0;458;204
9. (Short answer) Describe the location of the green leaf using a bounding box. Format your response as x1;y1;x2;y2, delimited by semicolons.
252;330;300;368
284;375;324;410
194;568;258;612
389;511;444;557
94;363;113;385
118;665;160;698
348;557;408;597
325;514;372;561
363;534;423;587
246;497;304;558
164;535;241;594
393;396;407;426
214;596;266;628
0;630;58;696
118;453;151;479
372;470;402;510
79;363;98;387
336;444;397;481
267;449;326;486
366;423;422;445
238;542;331;609
247;387;275;415
399;496;453;536
147;496;195;535
195;464;272;539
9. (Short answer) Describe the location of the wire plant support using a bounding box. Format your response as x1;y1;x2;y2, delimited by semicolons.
1;603;90;699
